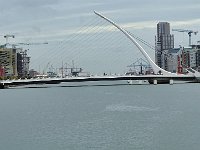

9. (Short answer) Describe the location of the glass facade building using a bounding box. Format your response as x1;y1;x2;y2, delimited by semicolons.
155;22;174;70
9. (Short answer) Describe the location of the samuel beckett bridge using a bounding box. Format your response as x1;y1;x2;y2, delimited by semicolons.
0;11;200;89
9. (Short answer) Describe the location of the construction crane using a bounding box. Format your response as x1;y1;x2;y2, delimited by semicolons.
172;29;198;46
5;42;48;49
127;58;151;75
2;34;48;47
4;34;15;44
17;42;48;45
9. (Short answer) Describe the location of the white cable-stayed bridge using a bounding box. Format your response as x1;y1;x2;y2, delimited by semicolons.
1;11;200;89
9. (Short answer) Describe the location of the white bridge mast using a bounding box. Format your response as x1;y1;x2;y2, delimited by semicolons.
94;11;175;76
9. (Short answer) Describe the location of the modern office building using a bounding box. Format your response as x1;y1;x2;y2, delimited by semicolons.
155;22;174;71
167;48;180;73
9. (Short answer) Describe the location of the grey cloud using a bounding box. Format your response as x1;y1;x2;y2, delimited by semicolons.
2;0;63;8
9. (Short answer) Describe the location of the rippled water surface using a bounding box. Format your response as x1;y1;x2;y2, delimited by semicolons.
0;82;200;150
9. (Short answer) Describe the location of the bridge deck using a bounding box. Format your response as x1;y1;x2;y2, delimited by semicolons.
0;74;196;88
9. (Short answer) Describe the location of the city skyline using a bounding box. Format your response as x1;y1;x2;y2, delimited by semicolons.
0;0;200;74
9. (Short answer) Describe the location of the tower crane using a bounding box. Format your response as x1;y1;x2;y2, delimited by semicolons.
5;42;48;49
4;34;15;44
172;29;198;46
17;42;48;45
2;34;48;47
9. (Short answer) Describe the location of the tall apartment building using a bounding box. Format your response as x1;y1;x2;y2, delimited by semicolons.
155;22;174;71
196;49;200;72
176;45;200;73
0;45;30;78
0;46;18;77
17;49;30;78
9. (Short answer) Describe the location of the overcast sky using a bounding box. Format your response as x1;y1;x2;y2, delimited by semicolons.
0;0;200;74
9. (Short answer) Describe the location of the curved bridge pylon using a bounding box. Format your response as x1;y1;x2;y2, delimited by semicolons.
94;11;176;76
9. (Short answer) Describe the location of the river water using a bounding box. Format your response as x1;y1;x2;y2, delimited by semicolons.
0;82;200;150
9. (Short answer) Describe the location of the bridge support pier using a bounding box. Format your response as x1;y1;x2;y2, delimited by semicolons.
153;80;157;85
127;80;133;84
169;79;174;85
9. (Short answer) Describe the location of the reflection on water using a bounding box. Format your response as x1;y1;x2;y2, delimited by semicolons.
105;104;159;112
